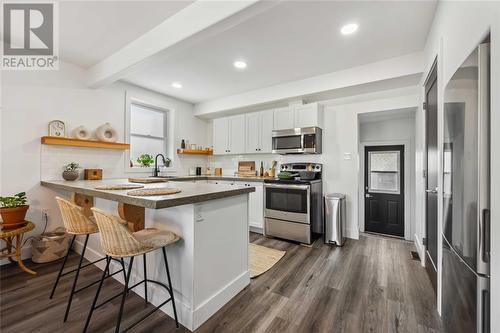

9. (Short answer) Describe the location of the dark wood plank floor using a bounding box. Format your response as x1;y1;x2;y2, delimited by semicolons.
0;233;441;333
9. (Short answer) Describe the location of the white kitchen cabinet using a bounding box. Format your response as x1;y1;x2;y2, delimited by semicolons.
209;180;265;233
240;182;264;232
294;103;323;128
273;107;295;130
213;115;245;155
213;118;229;155
228;115;245;154
273;103;324;130
260;111;274;153
245;111;274;154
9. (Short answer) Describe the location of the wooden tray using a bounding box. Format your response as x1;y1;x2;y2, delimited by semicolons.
95;184;144;190
128;178;169;184
127;188;182;196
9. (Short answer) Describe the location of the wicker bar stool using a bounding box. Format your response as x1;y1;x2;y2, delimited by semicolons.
51;197;127;322
84;207;180;333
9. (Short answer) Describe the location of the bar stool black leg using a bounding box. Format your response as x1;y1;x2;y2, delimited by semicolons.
143;253;148;304
83;256;111;333
115;256;134;333
119;258;126;280
49;234;76;299
63;234;89;322
162;247;179;328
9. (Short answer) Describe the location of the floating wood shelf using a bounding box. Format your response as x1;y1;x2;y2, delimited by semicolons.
41;136;130;150
177;148;213;155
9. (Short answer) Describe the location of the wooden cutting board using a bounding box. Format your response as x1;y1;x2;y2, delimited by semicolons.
128;177;169;184
95;184;144;190
127;188;182;196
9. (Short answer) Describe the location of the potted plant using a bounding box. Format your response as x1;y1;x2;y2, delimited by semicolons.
0;192;28;228
63;162;80;181
137;154;154;167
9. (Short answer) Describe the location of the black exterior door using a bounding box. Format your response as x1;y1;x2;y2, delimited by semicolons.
425;61;438;293
364;145;405;237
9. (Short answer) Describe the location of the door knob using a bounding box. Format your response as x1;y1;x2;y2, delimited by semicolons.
365;193;373;198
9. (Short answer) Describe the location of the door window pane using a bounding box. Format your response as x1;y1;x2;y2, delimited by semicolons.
368;151;400;193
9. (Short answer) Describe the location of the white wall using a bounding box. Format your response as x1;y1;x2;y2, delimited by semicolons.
358;111;416;243
1;61;207;249
417;2;500;324
207;87;420;240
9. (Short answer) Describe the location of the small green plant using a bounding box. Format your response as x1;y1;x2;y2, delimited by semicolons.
137;154;154;167
0;192;27;208
64;162;80;172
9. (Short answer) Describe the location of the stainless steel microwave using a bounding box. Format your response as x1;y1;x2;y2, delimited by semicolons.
271;127;322;154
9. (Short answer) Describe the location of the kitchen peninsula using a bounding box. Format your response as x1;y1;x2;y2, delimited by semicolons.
41;179;255;331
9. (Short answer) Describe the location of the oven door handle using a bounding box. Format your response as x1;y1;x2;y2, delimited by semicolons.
264;184;310;190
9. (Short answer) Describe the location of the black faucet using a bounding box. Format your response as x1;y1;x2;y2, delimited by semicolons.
153;154;167;177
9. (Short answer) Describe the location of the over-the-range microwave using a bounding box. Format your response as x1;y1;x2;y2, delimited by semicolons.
271;126;322;154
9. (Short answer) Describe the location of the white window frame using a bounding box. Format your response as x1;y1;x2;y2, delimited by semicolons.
125;94;175;173
367;150;401;195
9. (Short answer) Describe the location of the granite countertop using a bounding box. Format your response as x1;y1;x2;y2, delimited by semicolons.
41;179;255;209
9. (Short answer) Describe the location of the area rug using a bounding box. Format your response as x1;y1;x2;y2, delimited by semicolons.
249;243;286;278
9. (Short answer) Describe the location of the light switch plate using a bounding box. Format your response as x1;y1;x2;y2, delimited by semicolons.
343;153;352;160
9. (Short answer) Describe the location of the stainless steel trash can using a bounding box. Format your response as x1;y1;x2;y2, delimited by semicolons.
324;193;346;246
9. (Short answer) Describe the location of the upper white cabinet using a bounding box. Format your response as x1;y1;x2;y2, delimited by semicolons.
246;111;274;153
273;107;295;130
273;103;323;130
294;103;323;128
212;103;322;155
228;115;245;154
213;115;245;155
213;117;229;155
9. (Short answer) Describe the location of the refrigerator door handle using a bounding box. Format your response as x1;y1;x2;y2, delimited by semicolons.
476;276;490;333
482;209;490;263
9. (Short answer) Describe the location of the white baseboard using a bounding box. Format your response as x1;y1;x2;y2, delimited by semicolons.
192;271;250;330
73;240;249;332
345;227;359;240
414;233;425;267
249;225;263;234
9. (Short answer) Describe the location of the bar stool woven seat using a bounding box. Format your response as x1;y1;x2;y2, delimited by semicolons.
51;197;126;323
91;208;179;257
56;197;99;235
84;207;181;332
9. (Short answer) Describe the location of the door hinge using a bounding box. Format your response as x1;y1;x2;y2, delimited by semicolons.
422;237;427;246
423;102;427;110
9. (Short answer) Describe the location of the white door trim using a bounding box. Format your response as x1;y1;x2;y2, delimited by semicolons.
358;140;413;241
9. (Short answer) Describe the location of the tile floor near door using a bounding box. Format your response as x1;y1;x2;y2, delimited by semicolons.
0;233;441;333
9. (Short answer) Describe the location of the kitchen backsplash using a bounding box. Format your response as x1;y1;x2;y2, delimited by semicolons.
41;145;207;180
207;153;324;176
41;145;323;180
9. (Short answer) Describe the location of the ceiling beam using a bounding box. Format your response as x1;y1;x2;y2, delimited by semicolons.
86;0;266;88
193;52;424;116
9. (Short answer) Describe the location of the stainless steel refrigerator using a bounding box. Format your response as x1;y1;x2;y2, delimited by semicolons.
442;42;490;332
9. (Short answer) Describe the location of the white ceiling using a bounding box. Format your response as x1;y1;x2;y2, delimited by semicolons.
121;0;437;103
59;1;193;68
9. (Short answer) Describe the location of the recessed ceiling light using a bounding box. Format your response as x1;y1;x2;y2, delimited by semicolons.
171;82;183;89
341;23;358;35
233;60;247;69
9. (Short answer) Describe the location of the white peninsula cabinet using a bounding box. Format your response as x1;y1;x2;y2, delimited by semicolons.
213;115;245;155
208;180;264;233
245;111;274;153
273;103;323;130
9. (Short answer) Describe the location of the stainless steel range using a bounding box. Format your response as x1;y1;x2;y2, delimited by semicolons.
264;163;323;244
